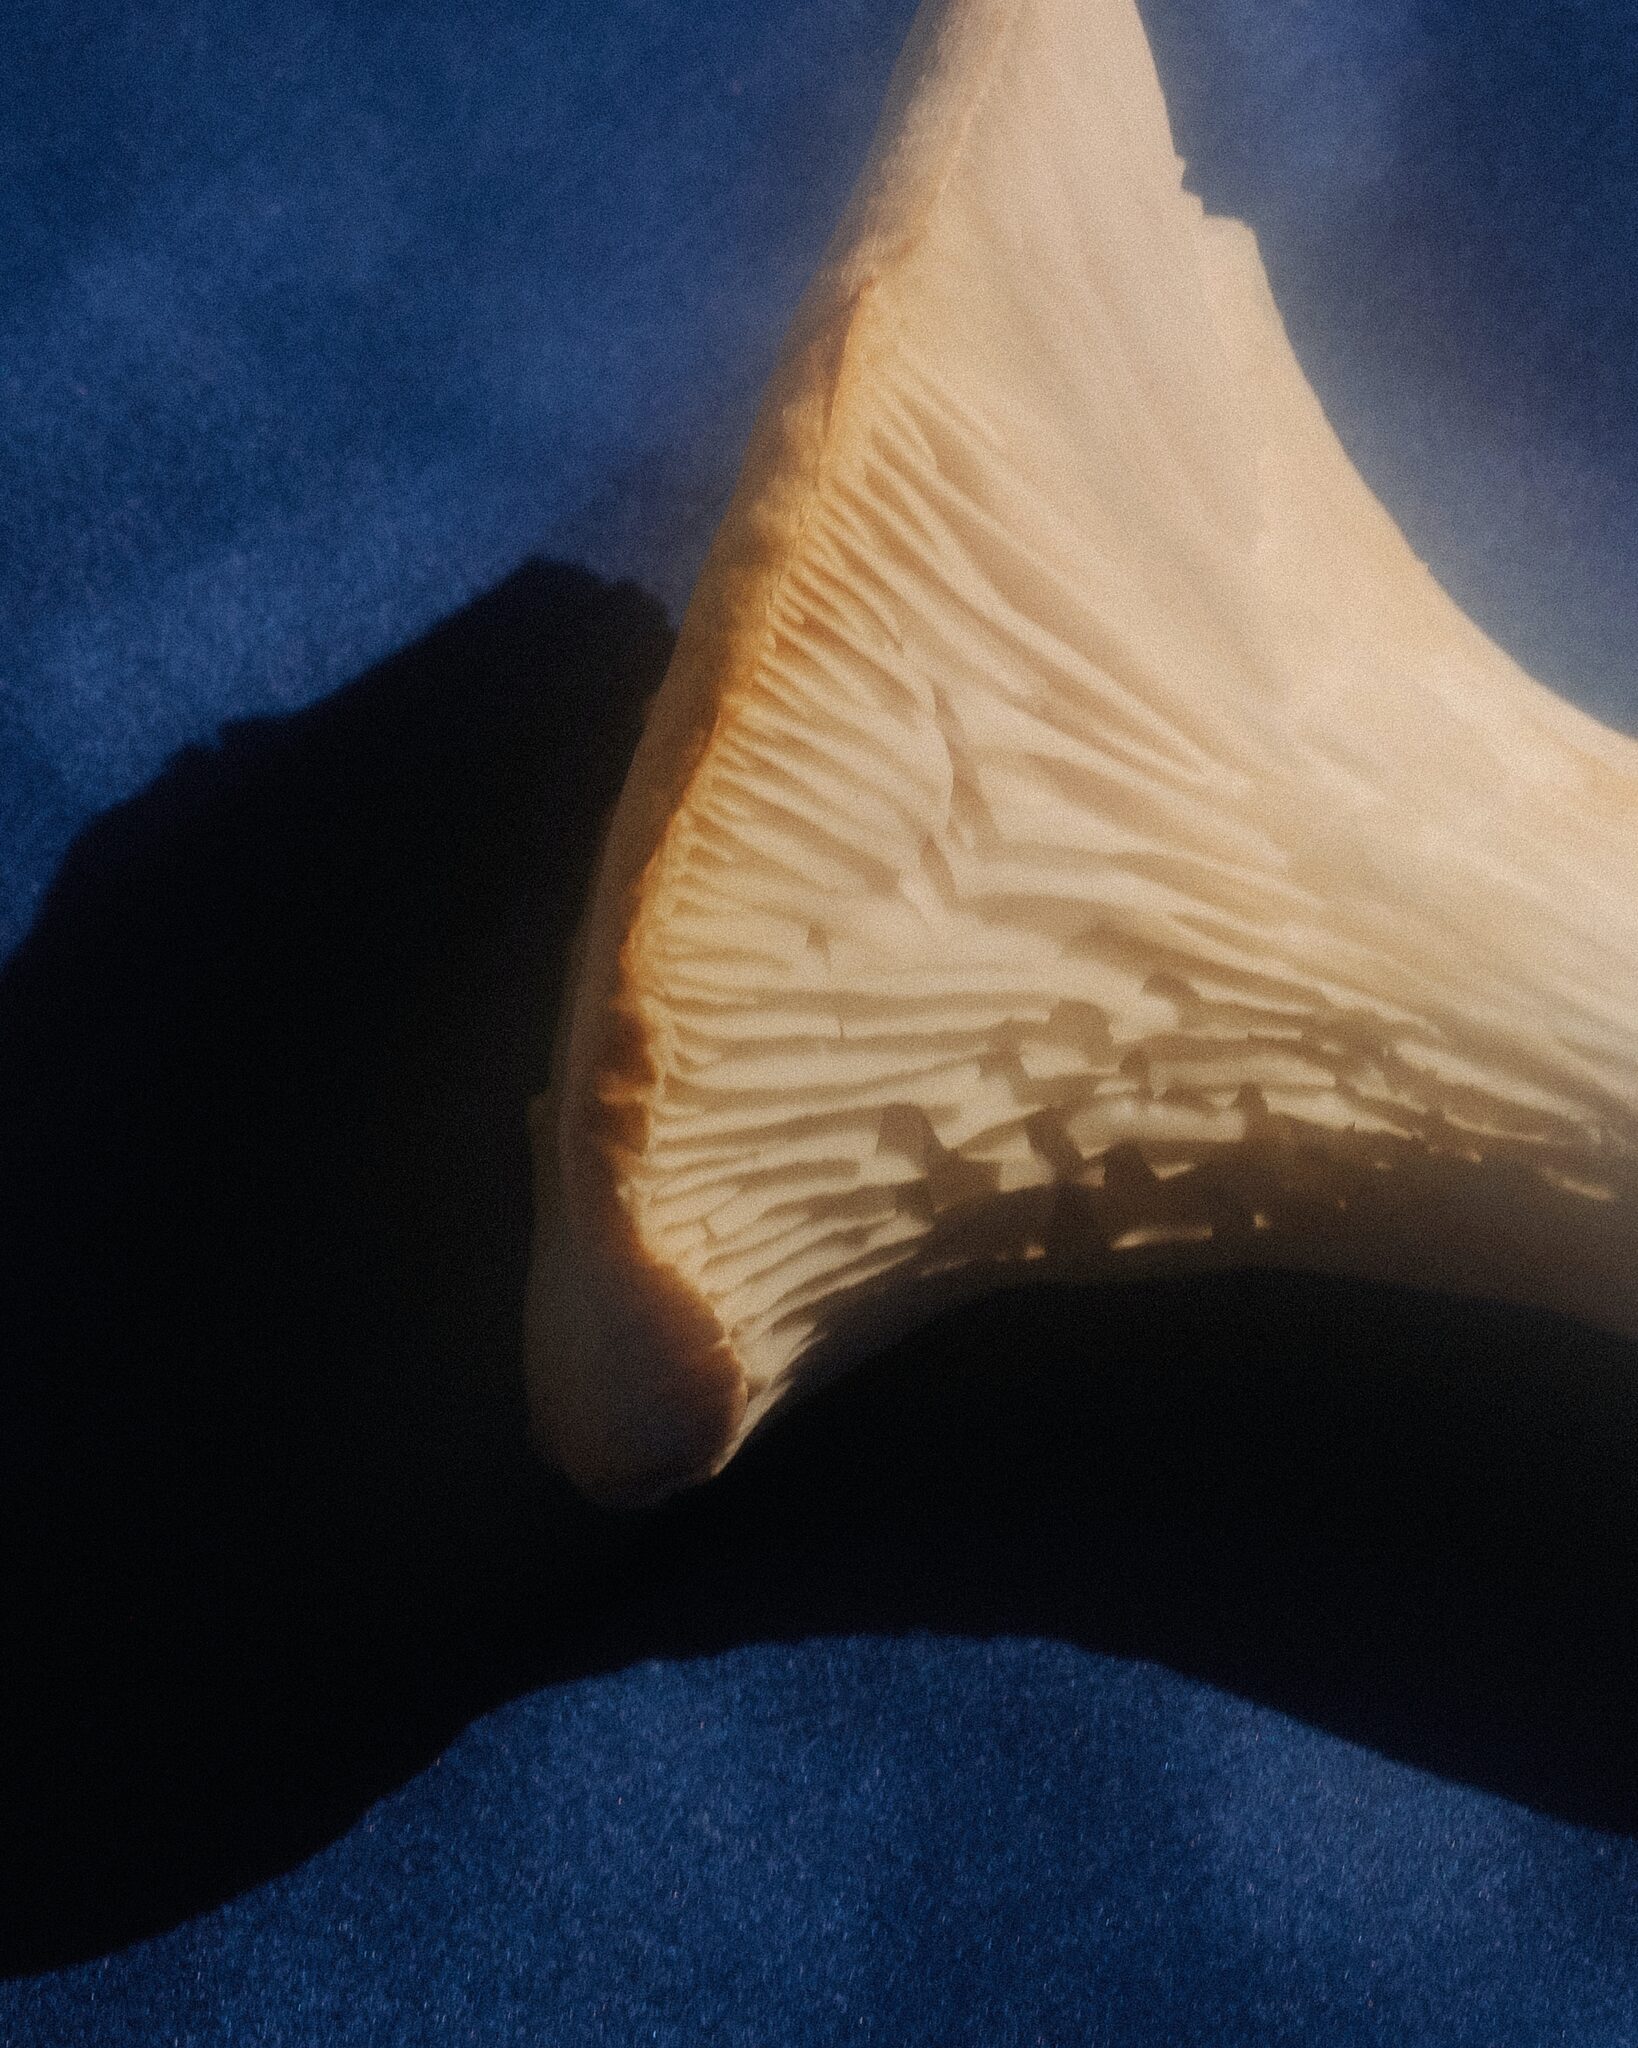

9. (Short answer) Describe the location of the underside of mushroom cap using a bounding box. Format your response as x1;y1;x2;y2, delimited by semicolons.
528;0;1638;1507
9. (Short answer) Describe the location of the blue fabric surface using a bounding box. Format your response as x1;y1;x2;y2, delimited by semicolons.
8;1638;1638;2047
4;0;1638;2039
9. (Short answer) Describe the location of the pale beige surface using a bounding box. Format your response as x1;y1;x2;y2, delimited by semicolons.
528;0;1638;1506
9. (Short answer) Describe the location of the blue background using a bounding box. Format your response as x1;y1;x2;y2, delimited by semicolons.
3;0;1638;2039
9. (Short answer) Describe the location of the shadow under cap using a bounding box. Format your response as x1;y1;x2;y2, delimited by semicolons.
3;562;1638;1978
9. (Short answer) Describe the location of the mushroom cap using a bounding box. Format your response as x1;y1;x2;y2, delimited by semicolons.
529;0;1638;1506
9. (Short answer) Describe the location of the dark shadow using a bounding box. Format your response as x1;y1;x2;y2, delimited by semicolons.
0;561;665;1973
3;561;1637;1979
634;1273;1638;1823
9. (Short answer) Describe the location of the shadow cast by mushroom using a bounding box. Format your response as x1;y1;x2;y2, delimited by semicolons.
3;559;1636;1981
0;561;665;1974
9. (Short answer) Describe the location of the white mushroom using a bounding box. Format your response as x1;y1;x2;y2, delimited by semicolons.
528;0;1638;1505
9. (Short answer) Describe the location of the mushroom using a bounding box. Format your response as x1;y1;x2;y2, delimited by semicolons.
528;0;1638;1507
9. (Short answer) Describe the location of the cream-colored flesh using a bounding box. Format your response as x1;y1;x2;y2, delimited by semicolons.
536;0;1638;1500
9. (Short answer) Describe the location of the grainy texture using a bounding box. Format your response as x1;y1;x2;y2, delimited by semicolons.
4;0;1638;2039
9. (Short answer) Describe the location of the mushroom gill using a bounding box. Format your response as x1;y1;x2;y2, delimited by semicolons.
528;0;1638;1506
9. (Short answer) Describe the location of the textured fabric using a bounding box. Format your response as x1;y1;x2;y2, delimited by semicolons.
9;1637;1638;2047
4;0;1638;2039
